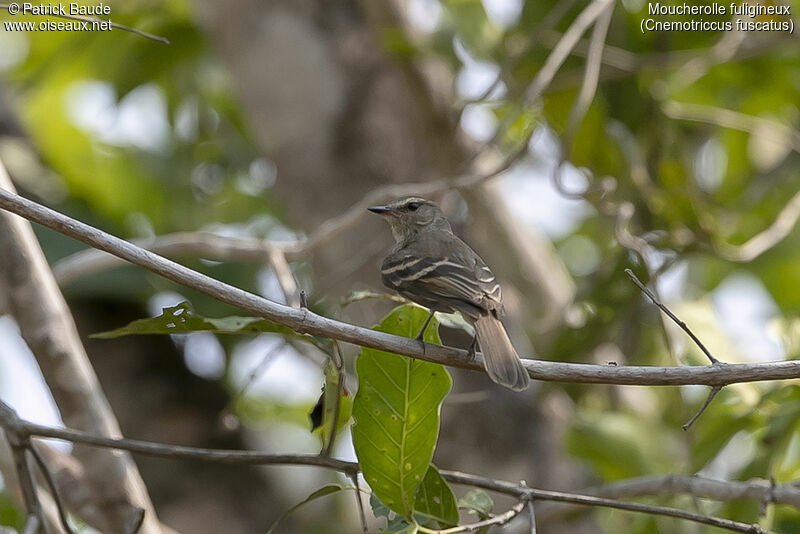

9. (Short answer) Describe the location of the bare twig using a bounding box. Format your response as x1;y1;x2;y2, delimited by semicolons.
441;470;771;534
0;402;41;531
455;0;578;112
626;269;727;427
716;189;800;262
350;474;368;534
682;385;722;431
28;446;75;534
563;1;614;153
230;339;287;405
322;342;345;458
21;514;41;534
267;247;301;307
6;188;800;386
527;498;537;534
420;501;525;533
53;232;290;285
534;473;800;524
552;0;614;199
625;269;719;365
663;101;800;153
0;3;169;44
522;0;614;107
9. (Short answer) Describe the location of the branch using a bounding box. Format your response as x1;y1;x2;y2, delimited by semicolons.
522;0;615;107
420;501;525;533
535;474;800;523
716;189;800;263
0;403;774;534
440;470;772;534
625;269;718;365
0;3;170;44
4;187;800;387
0;165;161;532
663;101;800;153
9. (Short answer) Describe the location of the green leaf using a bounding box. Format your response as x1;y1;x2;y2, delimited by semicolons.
352;305;452;517
91;302;299;339
414;465;459;528
370;492;394;520
457;488;494;519
266;484;343;534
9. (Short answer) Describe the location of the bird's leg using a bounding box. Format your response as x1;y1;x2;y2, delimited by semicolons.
416;310;436;341
467;335;478;360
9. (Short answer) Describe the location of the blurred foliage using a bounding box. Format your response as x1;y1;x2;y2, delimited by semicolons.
1;0;800;532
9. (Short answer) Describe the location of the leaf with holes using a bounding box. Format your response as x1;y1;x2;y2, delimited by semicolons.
91;301;301;339
414;465;458;528
352;305;452;517
458;488;494;519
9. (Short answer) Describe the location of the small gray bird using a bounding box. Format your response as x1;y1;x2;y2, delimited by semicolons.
369;196;530;391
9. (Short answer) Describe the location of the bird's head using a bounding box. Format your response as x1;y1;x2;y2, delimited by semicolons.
368;197;452;244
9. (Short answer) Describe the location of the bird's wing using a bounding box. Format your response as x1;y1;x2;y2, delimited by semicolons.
381;236;503;316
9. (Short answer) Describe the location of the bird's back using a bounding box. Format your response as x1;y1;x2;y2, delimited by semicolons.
381;229;503;320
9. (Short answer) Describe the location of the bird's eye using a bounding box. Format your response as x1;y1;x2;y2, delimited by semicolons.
407;202;420;212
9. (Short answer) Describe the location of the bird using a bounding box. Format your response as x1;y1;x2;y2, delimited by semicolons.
368;196;530;391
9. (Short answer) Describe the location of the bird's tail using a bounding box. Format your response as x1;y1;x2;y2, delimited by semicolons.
473;315;530;391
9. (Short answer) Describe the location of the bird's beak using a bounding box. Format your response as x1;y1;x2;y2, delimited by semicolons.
368;205;396;216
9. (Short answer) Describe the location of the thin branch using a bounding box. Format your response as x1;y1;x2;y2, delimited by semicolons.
322;342;345;458
682;385;722;431
522;0;614;107
6;187;800;386
267;247;301;308
440;470;772;534
53;232;288;285
552;0;614;199
24;421;358;475
350;474;368;534
716;189;800;262
28;446;75;534
420;501;525;533
21;514;41;534
230;339;286;405
535;474;800;523
527;498;537;534
663;101;800;153
625;269;720;365
0;3;169;44
7;443;40;531
563;1;614;153
455;0;578;112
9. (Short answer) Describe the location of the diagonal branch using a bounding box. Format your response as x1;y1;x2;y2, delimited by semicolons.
4;187;800;386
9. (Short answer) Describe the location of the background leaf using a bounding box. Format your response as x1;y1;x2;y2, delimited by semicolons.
414;465;459;528
457;488;494;519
